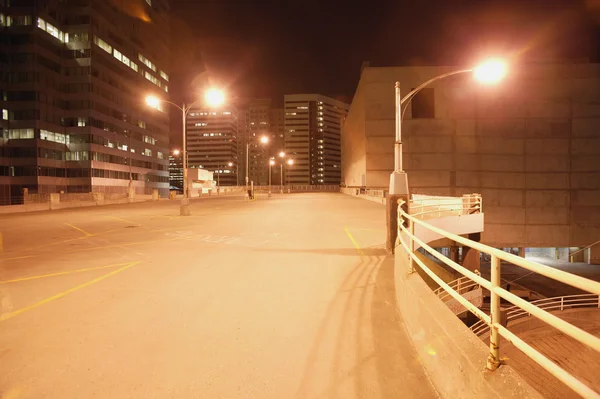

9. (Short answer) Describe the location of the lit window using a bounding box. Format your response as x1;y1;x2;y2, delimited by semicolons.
138;120;146;129
159;70;169;81
223;111;231;115
194;122;207;127
8;128;34;139
157;152;164;159
77;117;87;127
143;148;152;157
93;36;112;53
37;18;66;42
138;53;157;72
2;109;7;120
40;129;69;144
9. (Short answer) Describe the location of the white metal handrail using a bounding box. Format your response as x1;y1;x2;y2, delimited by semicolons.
397;200;600;399
409;194;482;220
570;240;600;262
470;294;600;336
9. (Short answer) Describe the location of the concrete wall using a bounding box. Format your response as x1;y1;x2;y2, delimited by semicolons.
342;64;600;247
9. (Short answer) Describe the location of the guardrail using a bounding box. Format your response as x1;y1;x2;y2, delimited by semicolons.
409;194;482;221
570;240;600;263
470;294;600;337
397;199;600;398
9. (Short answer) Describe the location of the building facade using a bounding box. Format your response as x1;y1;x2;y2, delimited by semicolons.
284;94;348;185
342;63;600;250
242;98;284;186
186;107;238;186
0;0;171;204
168;152;182;191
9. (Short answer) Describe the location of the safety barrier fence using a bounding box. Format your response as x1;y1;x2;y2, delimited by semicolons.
470;294;600;337
397;198;600;398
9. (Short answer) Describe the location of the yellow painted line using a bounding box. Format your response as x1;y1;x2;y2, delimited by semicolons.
106;215;141;226
0;255;37;262
0;262;133;284
0;261;140;323
344;227;364;256
65;223;93;237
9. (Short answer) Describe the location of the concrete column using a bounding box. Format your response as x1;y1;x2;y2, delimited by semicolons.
152;189;159;201
590;245;600;265
450;244;459;263
518;247;525;258
127;187;134;203
462;233;482;272
49;193;60;210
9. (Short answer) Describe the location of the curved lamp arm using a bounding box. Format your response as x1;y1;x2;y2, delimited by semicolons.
399;69;472;121
400;69;472;105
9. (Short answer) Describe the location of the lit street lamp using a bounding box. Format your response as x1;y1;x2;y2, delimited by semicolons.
245;135;269;198
386;58;507;252
286;158;294;193
146;88;225;216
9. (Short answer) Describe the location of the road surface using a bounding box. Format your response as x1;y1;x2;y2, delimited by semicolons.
0;193;438;399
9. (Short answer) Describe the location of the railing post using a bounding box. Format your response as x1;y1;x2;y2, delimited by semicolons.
409;218;415;273
487;254;501;371
561;296;564;311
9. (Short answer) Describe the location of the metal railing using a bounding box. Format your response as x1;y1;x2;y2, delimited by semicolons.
570;240;600;263
434;275;481;301
471;294;600;337
409;193;482;221
397;199;600;398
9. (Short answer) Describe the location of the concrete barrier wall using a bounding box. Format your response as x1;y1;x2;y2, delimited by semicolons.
340;187;388;204
394;245;543;399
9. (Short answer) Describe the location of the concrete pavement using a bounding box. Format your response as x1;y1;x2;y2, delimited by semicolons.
0;193;438;399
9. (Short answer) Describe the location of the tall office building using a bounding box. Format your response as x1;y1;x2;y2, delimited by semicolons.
186;107;238;186
168;152;182;191
0;0;171;204
284;94;349;185
244;98;271;185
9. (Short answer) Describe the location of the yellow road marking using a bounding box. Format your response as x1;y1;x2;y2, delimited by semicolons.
344;227;364;256
0;261;140;323
0;262;133;284
106;215;141;226
0;255;37;262
65;223;92;237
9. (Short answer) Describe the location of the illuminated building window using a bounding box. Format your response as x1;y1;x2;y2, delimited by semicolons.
37;18;67;42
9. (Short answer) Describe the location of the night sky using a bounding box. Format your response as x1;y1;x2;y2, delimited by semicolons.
168;0;600;108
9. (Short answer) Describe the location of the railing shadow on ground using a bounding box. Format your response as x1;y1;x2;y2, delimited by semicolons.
397;196;600;398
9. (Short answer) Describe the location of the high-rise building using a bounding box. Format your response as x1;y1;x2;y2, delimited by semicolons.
0;0;171;204
244;98;271;185
241;99;285;186
283;94;349;185
168;152;183;191
186;107;238;186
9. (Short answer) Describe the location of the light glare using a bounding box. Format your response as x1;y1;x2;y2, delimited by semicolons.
269;160;275;165
173;149;180;156
279;151;285;158
473;59;507;84
287;159;294;165
260;136;269;144
205;88;225;107
145;95;161;108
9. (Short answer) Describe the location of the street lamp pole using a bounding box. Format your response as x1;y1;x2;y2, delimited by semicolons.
386;60;507;253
